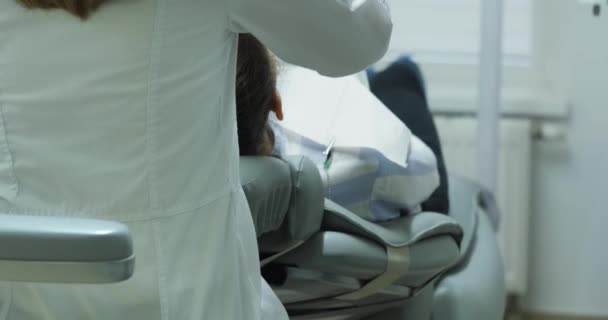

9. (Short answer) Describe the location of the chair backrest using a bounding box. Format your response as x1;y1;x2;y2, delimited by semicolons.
240;156;325;253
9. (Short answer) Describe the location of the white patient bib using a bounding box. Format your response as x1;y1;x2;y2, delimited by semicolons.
275;66;440;221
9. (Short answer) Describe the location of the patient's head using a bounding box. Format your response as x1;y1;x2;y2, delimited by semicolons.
236;34;282;156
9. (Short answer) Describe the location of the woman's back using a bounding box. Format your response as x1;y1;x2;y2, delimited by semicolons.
0;0;240;217
0;0;391;318
0;2;258;319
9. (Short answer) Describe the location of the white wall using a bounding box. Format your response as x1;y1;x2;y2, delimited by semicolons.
524;0;608;316
385;0;532;63
386;1;608;315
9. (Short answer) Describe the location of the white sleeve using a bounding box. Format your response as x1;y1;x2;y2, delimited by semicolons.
228;0;392;77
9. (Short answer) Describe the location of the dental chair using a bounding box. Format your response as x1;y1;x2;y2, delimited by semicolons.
241;155;506;320
0;155;505;320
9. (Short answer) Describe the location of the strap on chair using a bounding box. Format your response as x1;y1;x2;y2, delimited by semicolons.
335;245;410;301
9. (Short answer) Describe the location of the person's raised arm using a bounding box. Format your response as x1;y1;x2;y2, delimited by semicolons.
228;0;392;77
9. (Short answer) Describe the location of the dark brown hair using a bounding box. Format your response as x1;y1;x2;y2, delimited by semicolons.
16;0;107;19
236;34;278;156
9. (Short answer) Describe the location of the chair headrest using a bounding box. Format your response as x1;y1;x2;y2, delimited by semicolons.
240;156;293;237
240;156;325;252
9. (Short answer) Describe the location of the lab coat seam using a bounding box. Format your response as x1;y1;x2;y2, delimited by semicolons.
224;0;239;33
0;97;18;200
139;185;243;222
1;284;13;319
225;39;241;187
232;188;262;320
144;0;164;213
153;220;170;320
0;184;242;222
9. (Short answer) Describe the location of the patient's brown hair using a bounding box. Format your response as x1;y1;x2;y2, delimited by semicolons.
16;0;108;19
236;34;279;156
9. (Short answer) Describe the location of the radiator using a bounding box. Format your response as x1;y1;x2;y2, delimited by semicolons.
434;116;533;295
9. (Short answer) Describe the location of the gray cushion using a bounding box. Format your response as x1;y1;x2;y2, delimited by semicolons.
274;201;463;304
241;156;325;253
432;210;506;320
240;156;293;237
323;199;463;248
446;176;483;257
277;231;460;284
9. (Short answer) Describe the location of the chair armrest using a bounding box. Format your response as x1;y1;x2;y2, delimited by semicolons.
449;175;501;231
433;210;506;320
323;199;463;248
0;214;134;284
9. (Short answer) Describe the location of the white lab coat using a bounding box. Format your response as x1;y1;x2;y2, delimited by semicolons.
0;1;391;319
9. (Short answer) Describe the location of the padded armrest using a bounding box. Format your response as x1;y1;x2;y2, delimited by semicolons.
0;214;134;283
277;231;460;283
433;209;506;320
449;175;500;231
446;176;486;256
323;199;463;248
271;201;463;296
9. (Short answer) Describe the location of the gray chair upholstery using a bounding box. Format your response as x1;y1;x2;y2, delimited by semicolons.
241;157;506;320
0;156;504;320
240;156;293;238
241;156;325;259
431;176;506;320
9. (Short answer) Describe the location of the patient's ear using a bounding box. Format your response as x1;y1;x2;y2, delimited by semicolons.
272;90;284;121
